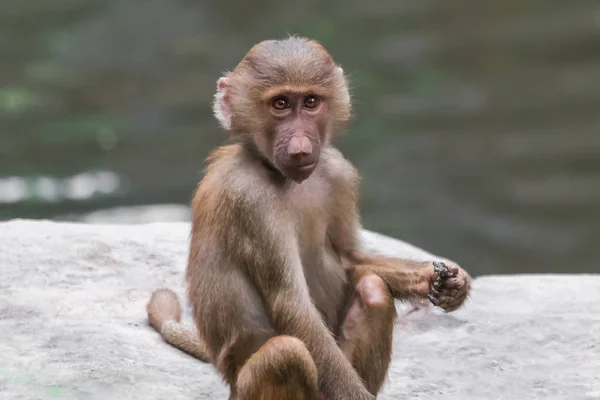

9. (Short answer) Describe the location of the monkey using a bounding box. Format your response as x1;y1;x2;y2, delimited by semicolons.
146;36;471;400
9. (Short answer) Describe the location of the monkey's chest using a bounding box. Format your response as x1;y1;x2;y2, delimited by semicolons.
290;189;348;331
300;241;348;332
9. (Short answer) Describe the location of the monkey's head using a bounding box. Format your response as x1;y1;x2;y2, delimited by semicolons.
213;37;351;183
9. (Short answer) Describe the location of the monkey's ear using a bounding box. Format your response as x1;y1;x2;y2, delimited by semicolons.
336;66;348;83
213;76;232;131
335;67;351;107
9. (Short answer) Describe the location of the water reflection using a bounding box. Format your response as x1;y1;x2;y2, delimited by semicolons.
0;171;120;204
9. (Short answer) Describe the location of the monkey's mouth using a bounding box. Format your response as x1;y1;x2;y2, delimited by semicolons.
284;162;317;183
296;162;316;171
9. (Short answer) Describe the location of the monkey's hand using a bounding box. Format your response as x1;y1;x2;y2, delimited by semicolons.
427;261;471;312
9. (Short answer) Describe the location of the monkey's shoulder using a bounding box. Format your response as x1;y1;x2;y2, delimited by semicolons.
203;144;253;180
197;144;277;207
204;144;244;170
319;146;359;189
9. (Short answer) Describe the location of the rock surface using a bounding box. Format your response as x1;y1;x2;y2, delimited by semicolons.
0;219;598;400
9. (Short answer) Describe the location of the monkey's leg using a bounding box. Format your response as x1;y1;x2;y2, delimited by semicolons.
187;268;323;400
338;273;397;396
235;335;320;400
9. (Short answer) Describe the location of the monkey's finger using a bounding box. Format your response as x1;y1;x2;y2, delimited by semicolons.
443;288;458;298
444;298;466;312
450;289;469;306
447;265;459;276
428;294;440;306
444;277;465;289
442;303;461;313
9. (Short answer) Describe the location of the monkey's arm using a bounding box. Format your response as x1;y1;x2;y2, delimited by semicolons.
347;251;437;297
328;190;471;311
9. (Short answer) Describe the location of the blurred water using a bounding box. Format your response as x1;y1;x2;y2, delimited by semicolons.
1;0;599;276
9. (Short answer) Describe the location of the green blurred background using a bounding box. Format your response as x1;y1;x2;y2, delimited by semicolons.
1;0;599;277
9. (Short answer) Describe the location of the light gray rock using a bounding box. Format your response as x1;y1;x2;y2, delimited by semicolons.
0;219;598;400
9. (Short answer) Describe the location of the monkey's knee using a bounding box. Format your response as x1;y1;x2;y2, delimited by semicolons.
340;274;395;396
341;274;395;350
239;336;318;383
355;273;394;314
237;336;319;400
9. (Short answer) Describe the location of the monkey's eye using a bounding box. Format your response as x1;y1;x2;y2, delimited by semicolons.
271;97;291;110
303;95;320;109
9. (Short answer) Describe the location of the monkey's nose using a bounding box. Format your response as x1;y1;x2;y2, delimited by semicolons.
287;137;314;167
287;136;313;157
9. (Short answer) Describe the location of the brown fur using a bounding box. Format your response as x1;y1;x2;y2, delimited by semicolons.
146;289;209;362
236;336;319;400
147;37;471;400
146;288;181;332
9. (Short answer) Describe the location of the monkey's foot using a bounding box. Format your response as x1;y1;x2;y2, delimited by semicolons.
428;261;471;312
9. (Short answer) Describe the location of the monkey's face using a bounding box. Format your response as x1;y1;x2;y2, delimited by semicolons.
265;92;328;183
211;38;352;183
